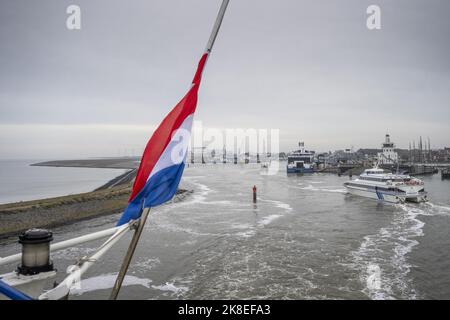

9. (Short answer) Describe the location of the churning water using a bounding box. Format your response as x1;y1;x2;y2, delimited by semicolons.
1;164;449;299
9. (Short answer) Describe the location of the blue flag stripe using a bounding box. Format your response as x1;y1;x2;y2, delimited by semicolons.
116;163;185;226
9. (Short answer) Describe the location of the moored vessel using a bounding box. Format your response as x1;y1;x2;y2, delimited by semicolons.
344;167;428;203
287;142;316;173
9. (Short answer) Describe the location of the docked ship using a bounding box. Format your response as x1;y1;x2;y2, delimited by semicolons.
344;167;428;203
287;142;316;173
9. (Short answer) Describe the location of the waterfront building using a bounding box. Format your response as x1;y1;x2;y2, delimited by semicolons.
377;134;398;165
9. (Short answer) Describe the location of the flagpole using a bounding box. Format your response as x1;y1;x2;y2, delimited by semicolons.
109;207;150;300
205;0;230;54
109;0;229;300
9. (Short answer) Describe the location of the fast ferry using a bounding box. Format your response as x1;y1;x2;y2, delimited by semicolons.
344;167;428;203
287;142;316;173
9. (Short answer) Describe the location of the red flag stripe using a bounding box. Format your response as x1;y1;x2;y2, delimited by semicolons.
128;53;208;202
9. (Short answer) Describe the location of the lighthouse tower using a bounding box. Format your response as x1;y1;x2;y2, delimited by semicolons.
377;134;398;165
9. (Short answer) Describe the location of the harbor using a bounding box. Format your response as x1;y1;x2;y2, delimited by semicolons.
1;163;450;299
284;135;450;177
1;0;450;305
1;137;449;237
1;130;450;300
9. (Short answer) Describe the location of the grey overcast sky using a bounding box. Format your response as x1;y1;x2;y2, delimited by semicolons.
0;0;449;159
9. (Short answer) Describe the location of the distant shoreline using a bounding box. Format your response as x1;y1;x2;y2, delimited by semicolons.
0;162;192;238
31;158;139;170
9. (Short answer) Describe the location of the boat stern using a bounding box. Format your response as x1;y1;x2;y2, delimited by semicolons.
402;192;428;203
397;183;428;203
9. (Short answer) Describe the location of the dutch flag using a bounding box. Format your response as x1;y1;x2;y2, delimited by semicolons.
117;53;209;226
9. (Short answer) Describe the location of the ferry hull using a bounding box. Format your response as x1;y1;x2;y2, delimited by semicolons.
345;185;427;203
287;167;314;174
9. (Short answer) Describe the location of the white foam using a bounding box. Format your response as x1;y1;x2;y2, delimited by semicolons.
299;185;346;193
258;214;282;226
182;175;206;179
235;230;256;238
300;185;316;191
424;202;450;216
260;199;293;212
351;203;426;299
321;188;347;193
231;223;253;230
151;282;189;295
275;202;293;211
184;180;234;206
155;220;215;237
204;200;234;205
70;273;152;295
230;224;256;238
52;246;97;260
366;264;382;291
133;257;161;271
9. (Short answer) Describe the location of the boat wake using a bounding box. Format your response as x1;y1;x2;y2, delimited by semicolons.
298;185;346;193
182;178;212;204
259;199;293;212
52;246;98;261
151;281;189;297
156;175;296;239
424;202;450;216
350;203;431;299
256;199;293;227
232;199;293;238
258;214;283;227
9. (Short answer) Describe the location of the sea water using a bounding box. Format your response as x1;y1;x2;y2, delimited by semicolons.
1;163;450;299
0;160;127;204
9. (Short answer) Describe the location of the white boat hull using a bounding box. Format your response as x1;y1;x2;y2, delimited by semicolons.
345;185;427;203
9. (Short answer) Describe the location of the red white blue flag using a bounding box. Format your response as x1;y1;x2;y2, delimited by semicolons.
117;53;208;226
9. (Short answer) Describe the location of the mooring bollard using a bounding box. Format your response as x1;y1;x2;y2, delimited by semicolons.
18;229;54;275
253;185;257;203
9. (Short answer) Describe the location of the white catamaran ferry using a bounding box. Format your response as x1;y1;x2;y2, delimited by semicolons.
344;167;428;203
